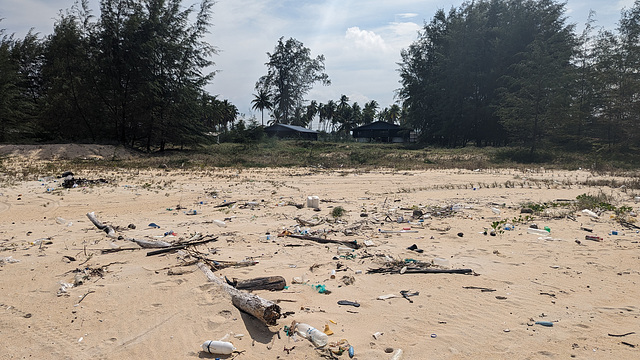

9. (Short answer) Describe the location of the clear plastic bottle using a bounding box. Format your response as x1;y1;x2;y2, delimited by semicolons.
294;322;328;347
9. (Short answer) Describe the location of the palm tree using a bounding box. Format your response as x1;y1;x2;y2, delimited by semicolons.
251;89;272;126
378;107;389;122
388;104;401;124
305;100;319;129
322;100;337;132
334;95;350;133
338;94;350;110
351;102;362;127
220;100;238;132
363;100;379;124
290;105;307;127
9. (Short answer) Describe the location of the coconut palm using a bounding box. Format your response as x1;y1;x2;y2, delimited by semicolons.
251;89;273;126
363;100;379;124
220;100;238;132
321;100;337;132
388;104;401;124
305;100;319;129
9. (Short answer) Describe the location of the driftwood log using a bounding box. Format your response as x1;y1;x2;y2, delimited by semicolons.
197;262;281;326
225;276;286;291
285;234;359;249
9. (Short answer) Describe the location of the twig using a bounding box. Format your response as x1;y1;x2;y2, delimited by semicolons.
99;247;141;254
79;254;93;266
230;350;246;359
77;290;95;304
463;286;496;292
608;332;636;337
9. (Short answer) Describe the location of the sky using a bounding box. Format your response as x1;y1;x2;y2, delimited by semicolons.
1;0;636;126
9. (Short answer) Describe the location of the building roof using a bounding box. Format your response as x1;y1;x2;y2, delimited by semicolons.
352;121;401;131
264;123;318;134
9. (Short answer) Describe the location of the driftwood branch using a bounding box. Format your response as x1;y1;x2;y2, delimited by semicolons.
284;234;359;249
128;237;172;248
215;201;237;208
86;211;174;248
399;268;472;274
146;235;218;256
197;262;281;326
400;268;473;274
294;217;325;227
368;267;473;275
620;220;640;230
86;212;116;238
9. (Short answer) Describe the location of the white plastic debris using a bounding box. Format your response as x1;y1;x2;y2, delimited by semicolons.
0;256;20;264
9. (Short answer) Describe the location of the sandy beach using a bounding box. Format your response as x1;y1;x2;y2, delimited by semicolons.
1;145;639;359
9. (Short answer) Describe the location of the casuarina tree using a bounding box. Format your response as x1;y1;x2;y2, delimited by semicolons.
255;37;330;124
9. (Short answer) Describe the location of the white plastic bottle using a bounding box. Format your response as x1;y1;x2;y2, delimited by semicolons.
390;348;403;359
294;322;328;347
527;228;550;236
201;340;236;354
213;219;227;227
581;209;599;219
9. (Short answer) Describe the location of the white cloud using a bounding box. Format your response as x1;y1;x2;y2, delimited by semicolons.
345;26;389;52
389;21;422;38
396;13;419;19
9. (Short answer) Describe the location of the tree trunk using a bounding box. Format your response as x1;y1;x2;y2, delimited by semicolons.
197;262;281;326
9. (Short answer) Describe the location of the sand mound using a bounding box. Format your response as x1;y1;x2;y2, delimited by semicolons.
0;144;134;161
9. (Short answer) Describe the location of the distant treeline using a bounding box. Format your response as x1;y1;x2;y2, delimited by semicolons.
398;0;640;156
1;0;639;157
0;0;236;151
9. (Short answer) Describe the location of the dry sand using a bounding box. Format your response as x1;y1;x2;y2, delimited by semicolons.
1;145;639;359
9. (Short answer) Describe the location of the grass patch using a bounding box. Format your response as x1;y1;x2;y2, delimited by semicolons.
331;206;346;219
4;140;640;176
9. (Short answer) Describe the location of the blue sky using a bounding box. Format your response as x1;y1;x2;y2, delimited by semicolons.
1;0;636;125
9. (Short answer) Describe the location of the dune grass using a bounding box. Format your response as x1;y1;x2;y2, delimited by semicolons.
3;140;640;182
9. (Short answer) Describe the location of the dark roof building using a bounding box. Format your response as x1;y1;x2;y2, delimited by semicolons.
351;121;412;143
264;124;319;140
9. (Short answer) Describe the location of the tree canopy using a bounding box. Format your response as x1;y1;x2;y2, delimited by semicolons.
2;0;640;157
0;0;227;151
255;37;330;125
398;0;640;156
